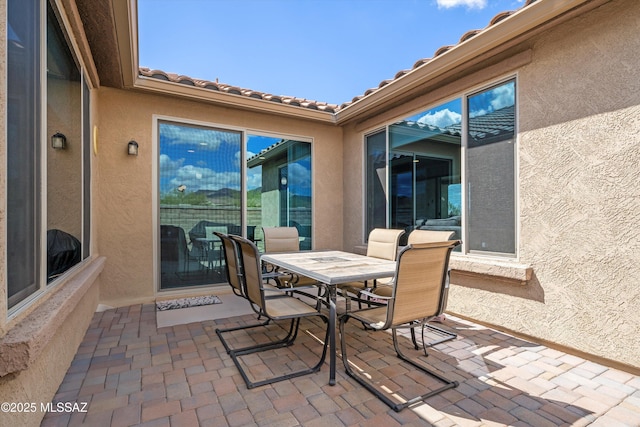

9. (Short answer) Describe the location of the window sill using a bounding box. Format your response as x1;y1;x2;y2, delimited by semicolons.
449;253;532;286
0;257;105;377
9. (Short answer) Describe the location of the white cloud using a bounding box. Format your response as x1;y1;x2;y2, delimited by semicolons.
436;0;487;9
417;108;462;128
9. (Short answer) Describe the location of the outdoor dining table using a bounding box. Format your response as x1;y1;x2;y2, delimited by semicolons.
260;250;397;386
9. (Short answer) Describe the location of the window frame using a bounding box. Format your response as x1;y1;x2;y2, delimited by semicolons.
7;0;92;316
152;115;314;292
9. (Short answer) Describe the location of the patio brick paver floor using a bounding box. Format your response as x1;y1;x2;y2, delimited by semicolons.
41;303;640;426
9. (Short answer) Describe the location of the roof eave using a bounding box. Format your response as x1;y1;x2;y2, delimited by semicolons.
334;0;605;125
133;76;337;123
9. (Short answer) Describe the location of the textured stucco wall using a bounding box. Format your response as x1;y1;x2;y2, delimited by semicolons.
450;0;640;368
96;88;342;307
0;272;100;427
342;0;640;368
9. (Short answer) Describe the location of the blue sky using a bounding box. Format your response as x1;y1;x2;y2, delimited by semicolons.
138;0;526;106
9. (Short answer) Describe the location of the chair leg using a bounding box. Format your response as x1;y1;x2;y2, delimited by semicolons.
229;316;330;389
216;317;297;355
340;316;458;412
422;323;457;349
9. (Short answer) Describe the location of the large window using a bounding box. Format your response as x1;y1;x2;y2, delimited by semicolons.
7;1;91;309
466;81;516;254
365;79;516;256
366;100;462;243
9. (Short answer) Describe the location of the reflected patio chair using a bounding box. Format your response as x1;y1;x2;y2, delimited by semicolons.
337;228;404;304
371;229;458;348
201;225;227;269
160;224;199;274
226;235;330;389
339;240;461;412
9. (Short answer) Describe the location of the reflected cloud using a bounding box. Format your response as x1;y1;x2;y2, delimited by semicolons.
469;81;515;118
159;154;184;174
159;123;240;151
417;108;462;128
287;162;311;194
168;164;241;192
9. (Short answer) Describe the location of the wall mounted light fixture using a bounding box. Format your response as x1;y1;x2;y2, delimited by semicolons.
127;140;139;156
51;132;67;150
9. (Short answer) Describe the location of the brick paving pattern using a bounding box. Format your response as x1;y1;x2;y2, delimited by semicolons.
41;304;640;426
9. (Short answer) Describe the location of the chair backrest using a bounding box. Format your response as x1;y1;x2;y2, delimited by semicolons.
407;229;455;245
214;232;244;297
262;227;300;252
229;235;266;313
387;240;460;327
366;228;405;261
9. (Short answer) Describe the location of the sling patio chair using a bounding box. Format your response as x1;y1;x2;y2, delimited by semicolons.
262;226;323;295
339;240;461;412
370;229;458;348
337;228;405;308
214;232;290;354
225;235;330;389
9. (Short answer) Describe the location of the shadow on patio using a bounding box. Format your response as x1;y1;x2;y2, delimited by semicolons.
41;297;640;426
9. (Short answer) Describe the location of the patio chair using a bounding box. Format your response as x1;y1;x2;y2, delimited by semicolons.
339;240;461;412
262;226;318;288
214;232;292;355
371;229;458;348
337;228;405;305
225;235;330;389
371;229;454;297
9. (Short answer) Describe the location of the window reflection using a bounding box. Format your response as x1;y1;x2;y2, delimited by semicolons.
46;3;84;282
247;136;312;251
158;122;242;289
386;99;462;243
466;80;516;254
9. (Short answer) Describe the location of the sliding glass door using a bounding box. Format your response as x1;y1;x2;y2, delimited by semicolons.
158;124;313;290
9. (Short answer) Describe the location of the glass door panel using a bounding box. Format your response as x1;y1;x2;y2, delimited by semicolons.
158;121;241;289
247;136;312;251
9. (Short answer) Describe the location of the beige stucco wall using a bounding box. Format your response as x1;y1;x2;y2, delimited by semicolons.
467;0;639;366
343;0;640;369
95;87;343;307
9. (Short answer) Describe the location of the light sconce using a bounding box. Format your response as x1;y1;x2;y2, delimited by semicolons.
51;132;67;150
127;140;139;156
